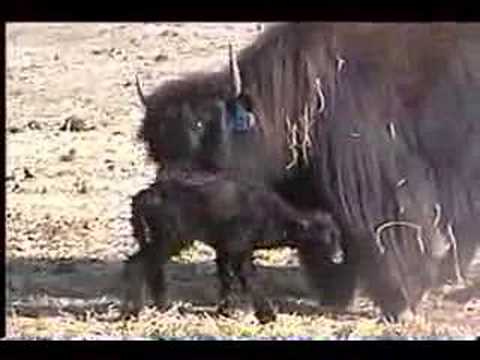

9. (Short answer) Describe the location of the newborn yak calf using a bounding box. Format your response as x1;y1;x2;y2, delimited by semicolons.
123;173;344;323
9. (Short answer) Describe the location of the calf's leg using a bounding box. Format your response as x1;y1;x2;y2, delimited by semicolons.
143;233;180;311
215;253;237;317
234;255;276;324
223;226;276;324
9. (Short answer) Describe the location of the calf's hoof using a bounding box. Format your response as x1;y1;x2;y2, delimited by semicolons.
254;301;277;324
379;307;416;324
318;304;345;315
154;298;170;312
255;309;277;324
120;305;141;321
378;312;399;324
217;298;236;318
154;302;170;313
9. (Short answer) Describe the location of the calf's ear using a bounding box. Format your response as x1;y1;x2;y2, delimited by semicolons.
296;219;310;231
312;211;333;225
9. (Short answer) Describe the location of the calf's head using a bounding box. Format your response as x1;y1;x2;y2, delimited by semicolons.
293;211;345;265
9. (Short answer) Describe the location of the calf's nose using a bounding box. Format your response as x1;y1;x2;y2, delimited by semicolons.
331;250;345;264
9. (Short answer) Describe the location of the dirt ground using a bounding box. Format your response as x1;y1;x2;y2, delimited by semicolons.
5;23;480;339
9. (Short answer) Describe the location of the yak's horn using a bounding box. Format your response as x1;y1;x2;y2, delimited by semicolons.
228;42;242;97
135;74;147;107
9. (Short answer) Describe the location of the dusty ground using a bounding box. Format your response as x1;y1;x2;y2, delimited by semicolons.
5;23;480;340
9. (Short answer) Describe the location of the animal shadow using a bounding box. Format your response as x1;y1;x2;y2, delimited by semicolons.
443;281;480;304
7;257;326;320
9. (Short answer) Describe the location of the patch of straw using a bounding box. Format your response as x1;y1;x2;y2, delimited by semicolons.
336;56;346;73
301;104;313;166
285;77;325;170
446;223;466;286
433;203;442;228
285;115;299;170
388;122;396;140
375;221;425;255
314;78;326;114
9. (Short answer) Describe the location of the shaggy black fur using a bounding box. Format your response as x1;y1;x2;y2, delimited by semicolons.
123;173;344;323
136;23;480;321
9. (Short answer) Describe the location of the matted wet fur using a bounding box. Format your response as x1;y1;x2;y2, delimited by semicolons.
136;23;480;321
123;173;343;323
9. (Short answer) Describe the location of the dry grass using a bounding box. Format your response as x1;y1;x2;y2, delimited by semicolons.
5;23;480;340
7;302;477;340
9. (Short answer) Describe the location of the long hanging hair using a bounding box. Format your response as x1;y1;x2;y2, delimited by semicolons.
136;23;480;304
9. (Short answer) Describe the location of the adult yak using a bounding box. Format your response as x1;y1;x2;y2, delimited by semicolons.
135;23;480;321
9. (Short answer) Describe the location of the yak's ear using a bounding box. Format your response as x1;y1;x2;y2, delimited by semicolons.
228;42;242;98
